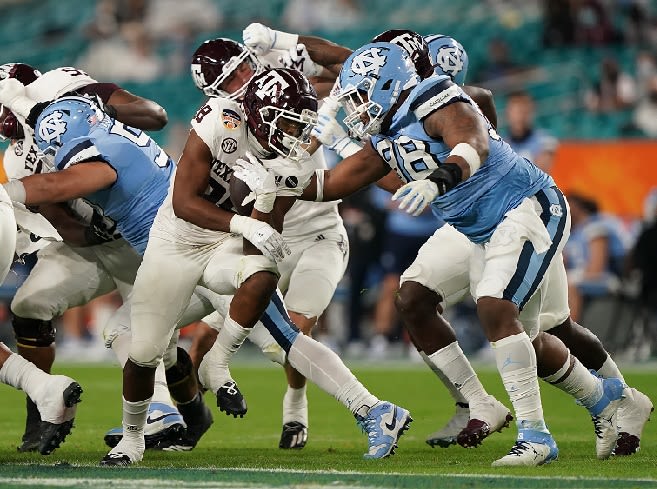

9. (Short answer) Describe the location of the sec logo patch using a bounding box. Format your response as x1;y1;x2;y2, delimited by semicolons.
221;137;237;153
222;109;241;129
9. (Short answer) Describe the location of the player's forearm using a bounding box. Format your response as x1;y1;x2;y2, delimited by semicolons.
112;101;168;131
37;203;89;247
172;194;234;232
15;173;90;206
298;35;351;69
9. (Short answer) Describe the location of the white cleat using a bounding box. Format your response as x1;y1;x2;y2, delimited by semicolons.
492;429;558;467
615;387;653;456
589;378;625;460
426;402;469;448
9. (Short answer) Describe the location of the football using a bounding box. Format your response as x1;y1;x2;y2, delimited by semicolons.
229;175;255;216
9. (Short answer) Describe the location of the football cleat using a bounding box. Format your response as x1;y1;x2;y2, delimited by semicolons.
161;400;214;451
457;395;513;448
492;428;558;467
279;421;308;449
100;438;144;467
589;377;625;460
36;376;83;455
99;452;133;467
426;402;469;448
216;381;247;418
357;401;412;459
17;397;41;452
103;402;186;450
615;388;653;456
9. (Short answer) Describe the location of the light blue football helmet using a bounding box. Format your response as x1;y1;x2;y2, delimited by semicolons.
337;42;420;138
34;95;104;158
425;34;469;85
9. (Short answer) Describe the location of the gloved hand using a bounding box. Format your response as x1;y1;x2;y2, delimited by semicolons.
229;215;291;262
278;44;322;77
0;78;35;119
312;98;361;158
392;180;439;216
243;22;298;56
232;152;277;213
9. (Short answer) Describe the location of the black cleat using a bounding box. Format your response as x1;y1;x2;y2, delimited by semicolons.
279;421;308;449
216;381;247;418
39;382;83;455
17;397;41;452
164;400;214;451
99;452;133;467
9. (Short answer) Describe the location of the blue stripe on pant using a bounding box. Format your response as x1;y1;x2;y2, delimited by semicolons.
503;186;568;309
259;291;300;353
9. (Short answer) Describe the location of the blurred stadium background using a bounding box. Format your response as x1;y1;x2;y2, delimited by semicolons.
0;0;656;366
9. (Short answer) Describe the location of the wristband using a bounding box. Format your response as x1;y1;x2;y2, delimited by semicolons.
272;30;299;51
335;140;361;159
2;180;26;204
314;169;325;202
449;142;481;176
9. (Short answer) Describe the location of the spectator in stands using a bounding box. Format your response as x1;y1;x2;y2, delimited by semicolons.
542;0;575;47
477;37;519;84
632;75;657;137
629;188;657;307
572;0;618;45
585;57;637;112
282;0;362;32
564;193;628;322
503;90;558;174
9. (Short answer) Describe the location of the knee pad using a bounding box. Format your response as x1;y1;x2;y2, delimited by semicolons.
12;315;56;348
165;347;194;387
129;340;163;368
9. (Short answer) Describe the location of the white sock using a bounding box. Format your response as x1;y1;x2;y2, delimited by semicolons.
543;356;602;412
287;334;378;416
122;396;150;442
152;362;174;406
198;315;250;392
283;385;308;426
492;333;545;428
420;351;468;405
0;353;50;401
597;355;625;383
425;342;487;405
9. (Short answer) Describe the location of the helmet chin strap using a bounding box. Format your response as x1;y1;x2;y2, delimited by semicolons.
246;128;271;159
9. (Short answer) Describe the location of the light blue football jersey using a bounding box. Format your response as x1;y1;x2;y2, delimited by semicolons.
370;75;555;243
53;118;174;253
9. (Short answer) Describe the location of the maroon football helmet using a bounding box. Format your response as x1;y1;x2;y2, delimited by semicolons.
242;68;318;162
0;62;41;140
191;38;262;99
371;29;433;79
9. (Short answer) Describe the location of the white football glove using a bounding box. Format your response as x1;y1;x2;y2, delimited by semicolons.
312;97;361;158
278;44;322;77
243;22;298;56
0;78;36;119
232;152;277;213
391;180;439;216
229;215;291;263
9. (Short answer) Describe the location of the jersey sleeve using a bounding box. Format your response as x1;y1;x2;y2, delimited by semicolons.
263;156;315;196
191;98;243;156
409;76;470;121
25;67;98;102
54;137;107;171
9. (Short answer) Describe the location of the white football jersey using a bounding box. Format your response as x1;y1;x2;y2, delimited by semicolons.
151;97;251;245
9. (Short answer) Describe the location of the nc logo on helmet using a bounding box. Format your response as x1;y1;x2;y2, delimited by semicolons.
350;47;388;77
38;110;68;145
435;47;464;77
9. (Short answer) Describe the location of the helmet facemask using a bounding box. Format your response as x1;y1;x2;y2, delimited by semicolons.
260;105;317;162
338;78;389;138
192;49;263;100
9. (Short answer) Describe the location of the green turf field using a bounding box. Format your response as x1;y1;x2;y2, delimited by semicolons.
1;361;656;488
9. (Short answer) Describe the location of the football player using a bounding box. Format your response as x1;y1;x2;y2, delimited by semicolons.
0;64;193;452
185;37;351;449
308;29;653;457
238;43;628;466
98;67;411;466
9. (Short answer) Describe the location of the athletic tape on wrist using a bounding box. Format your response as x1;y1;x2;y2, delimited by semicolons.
314;169;325;202
449;142;481;175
